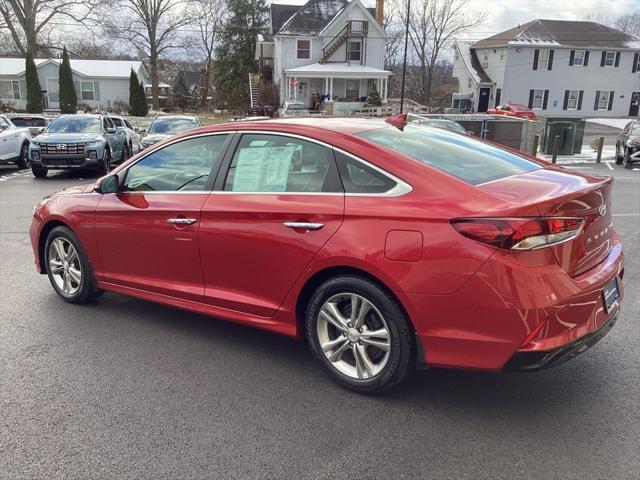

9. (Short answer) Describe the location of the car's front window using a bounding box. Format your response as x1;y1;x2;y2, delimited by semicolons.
123;135;228;192
359;125;541;185
46;117;101;134
147;118;199;134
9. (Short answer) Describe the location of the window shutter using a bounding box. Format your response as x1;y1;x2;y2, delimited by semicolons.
542;90;549;110
577;90;583;110
594;91;601;110
608;91;614;110
533;49;539;70
601;51;606;67
569;50;575;66
563;90;569;110
615;52;621;67
528;89;534;109
93;81;100;101
634;53;639;73
73;81;80;98
548;50;554;70
584;51;590;66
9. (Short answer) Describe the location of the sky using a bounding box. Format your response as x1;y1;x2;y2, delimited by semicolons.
273;0;640;41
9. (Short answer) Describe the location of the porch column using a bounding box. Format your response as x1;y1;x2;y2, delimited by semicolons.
294;77;298;101
383;77;388;102
329;77;334;101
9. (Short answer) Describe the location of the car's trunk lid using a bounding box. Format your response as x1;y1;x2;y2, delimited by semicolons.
477;167;614;277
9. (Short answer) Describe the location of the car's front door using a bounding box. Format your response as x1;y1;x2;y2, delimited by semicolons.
94;133;231;301
199;132;344;317
103;117;124;160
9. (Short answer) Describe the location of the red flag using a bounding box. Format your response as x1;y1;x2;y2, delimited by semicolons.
290;78;298;89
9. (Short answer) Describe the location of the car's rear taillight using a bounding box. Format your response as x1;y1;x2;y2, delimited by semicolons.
451;217;584;250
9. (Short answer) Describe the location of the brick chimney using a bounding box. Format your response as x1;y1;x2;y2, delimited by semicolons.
376;0;384;26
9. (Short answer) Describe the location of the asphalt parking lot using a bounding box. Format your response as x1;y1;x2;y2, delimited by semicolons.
1;162;638;479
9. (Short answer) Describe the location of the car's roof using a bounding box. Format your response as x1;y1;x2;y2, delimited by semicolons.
151;115;198;120
221;117;389;135
10;114;46;118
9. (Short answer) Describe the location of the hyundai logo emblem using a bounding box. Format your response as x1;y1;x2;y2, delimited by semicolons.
56;144;67;150
598;202;607;217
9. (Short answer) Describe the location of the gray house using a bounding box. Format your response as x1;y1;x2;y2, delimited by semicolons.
0;57;149;111
255;0;391;114
453;20;640;117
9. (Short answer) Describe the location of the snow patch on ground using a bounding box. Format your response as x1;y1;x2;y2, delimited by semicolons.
587;118;633;130
537;147;616;164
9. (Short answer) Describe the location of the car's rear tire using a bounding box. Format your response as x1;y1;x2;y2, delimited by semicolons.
45;226;103;304
16;142;30;169
31;164;47;178
305;275;414;393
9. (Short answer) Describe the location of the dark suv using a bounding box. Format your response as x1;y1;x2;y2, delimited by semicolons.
29;114;127;178
616;120;640;169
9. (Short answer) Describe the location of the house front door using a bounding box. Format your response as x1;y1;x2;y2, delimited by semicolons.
629;92;640;116
298;81;308;108
478;87;490;112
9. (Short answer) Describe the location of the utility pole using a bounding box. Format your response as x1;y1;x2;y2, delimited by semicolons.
399;0;411;114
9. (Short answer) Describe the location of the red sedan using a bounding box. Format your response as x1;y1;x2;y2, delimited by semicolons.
487;103;538;121
30;116;623;392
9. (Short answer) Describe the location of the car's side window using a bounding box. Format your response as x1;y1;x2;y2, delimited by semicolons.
223;134;342;193
123;134;228;192
334;151;397;194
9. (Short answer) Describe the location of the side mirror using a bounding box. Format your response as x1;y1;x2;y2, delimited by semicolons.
106;127;116;134
95;174;120;194
136;128;146;135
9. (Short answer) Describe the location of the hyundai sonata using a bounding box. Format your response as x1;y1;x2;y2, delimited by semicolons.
30;115;624;392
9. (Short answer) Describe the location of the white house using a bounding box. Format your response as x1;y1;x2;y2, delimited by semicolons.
0;57;149;111
255;0;391;114
453;20;640;117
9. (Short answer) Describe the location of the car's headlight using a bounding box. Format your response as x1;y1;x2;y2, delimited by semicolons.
85;141;102;148
33;196;51;216
627;140;640;148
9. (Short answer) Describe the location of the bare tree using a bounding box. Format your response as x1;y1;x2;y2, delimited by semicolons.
407;0;484;106
0;0;100;57
185;0;226;107
105;0;193;110
615;11;640;36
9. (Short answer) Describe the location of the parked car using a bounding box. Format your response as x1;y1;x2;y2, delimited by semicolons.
108;115;141;154
278;101;309;118
615;120;640;169
30;116;623;393
0;114;32;169
29;114;127;178
140;115;201;150
487;103;538;121
411;118;469;135
9;115;48;137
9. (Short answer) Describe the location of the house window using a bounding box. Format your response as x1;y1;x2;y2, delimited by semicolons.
296;39;311;60
532;89;545;109
604;51;616;67
598;91;611;110
346;79;359;100
0;80;20;99
573;50;585;66
80;81;95;101
349;41;361;61
538;49;550;69
467;78;473;89
567;90;579;110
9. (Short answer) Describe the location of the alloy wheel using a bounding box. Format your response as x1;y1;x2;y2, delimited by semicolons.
316;293;391;380
48;237;82;296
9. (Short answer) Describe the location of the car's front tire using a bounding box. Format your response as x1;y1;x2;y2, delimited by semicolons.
45;226;103;304
98;149;111;176
305;275;414;393
615;144;624;165
16;142;30;169
624;148;634;169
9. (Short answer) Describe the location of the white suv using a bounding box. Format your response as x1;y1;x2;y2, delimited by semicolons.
0;114;32;169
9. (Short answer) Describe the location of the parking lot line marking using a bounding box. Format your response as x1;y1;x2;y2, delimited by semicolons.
613;213;640;217
605;161;614;170
0;170;30;182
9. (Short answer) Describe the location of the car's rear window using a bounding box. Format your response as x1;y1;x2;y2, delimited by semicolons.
358;125;541;185
11;117;46;127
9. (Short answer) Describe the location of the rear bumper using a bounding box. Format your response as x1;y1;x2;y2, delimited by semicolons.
503;311;619;371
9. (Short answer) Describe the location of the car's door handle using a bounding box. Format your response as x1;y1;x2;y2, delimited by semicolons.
167;218;198;225
284;222;324;231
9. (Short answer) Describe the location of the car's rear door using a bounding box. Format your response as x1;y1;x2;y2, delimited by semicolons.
199;132;344;317
94;133;231;301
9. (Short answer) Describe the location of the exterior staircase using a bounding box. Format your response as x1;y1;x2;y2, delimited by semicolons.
321;20;368;64
249;73;261;111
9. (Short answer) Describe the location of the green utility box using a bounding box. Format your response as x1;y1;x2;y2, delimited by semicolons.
542;118;586;155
